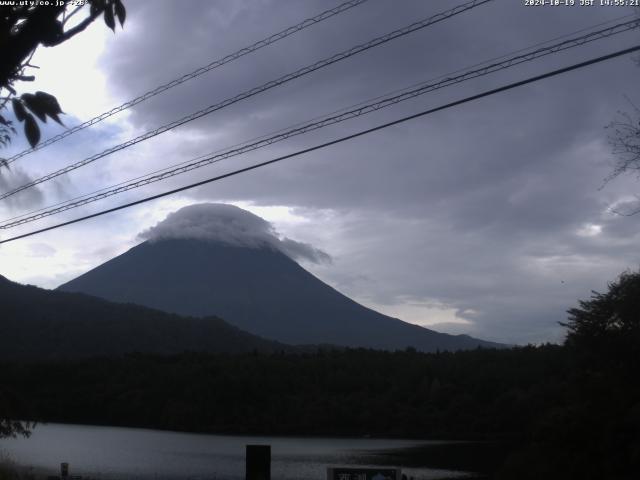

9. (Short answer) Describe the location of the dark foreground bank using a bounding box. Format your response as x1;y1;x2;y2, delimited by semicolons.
3;270;640;478
1;343;638;479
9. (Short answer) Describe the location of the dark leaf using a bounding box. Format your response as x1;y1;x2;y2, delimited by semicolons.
114;0;126;27
35;91;63;114
12;98;27;121
35;91;64;125
90;0;105;17
104;5;116;31
0;114;8;126
21;93;47;122
24;113;40;148
40;20;64;47
48;112;64;126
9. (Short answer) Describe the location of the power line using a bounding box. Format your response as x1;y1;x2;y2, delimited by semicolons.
2;0;371;165
0;0;493;201
3;18;637;226
2;18;638;228
1;44;638;245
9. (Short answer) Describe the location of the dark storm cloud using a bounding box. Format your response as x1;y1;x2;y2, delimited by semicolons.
94;0;640;343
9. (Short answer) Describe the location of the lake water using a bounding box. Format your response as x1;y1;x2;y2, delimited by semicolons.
0;424;472;480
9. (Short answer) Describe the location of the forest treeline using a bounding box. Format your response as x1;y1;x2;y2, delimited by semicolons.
1;346;566;438
2;270;639;478
0;343;637;479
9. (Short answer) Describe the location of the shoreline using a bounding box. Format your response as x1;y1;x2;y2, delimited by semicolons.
0;424;484;480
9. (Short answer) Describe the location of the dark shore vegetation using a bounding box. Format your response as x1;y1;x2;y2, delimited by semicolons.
0;341;636;479
1;271;639;479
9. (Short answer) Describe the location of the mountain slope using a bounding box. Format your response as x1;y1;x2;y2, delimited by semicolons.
58;239;504;351
0;274;285;360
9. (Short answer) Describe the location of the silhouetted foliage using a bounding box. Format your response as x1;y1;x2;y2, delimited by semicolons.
499;270;640;480
605;12;640;215
0;0;126;150
605;103;640;215
603;5;640;214
564;269;640;358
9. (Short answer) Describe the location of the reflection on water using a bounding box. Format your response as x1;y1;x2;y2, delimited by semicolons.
0;424;472;480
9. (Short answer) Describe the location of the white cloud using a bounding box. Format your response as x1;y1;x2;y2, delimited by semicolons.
577;223;602;237
138;203;331;264
366;297;474;330
27;243;57;258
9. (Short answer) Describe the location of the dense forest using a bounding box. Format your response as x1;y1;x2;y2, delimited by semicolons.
0;274;287;360
1;271;639;478
0;346;566;438
0;342;637;478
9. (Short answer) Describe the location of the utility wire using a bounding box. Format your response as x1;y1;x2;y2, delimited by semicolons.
2;16;637;225
28;0;635;223
2;8;634;225
2;0;371;165
2;18;638;228
2;17;636;225
0;0;493;201
1;44;638;245
9;14;635;223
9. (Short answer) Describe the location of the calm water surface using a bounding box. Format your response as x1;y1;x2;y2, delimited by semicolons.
0;424;472;480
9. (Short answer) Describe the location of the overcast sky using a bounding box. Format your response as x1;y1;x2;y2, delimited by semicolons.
1;0;639;344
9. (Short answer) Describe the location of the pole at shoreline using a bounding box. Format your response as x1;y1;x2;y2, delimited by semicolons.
246;445;271;480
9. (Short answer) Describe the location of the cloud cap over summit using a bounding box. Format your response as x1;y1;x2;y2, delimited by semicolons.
139;203;331;264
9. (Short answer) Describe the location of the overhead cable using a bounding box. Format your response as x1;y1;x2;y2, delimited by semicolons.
1;44;638;244
2;0;372;165
2;18;638;228
0;0;493;200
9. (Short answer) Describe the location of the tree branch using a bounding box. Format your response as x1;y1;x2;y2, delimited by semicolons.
47;8;103;47
61;5;85;27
